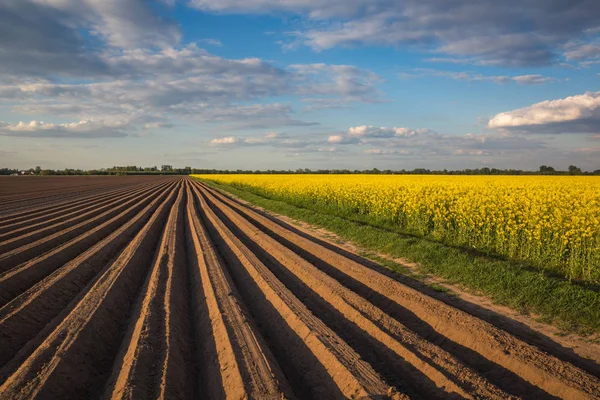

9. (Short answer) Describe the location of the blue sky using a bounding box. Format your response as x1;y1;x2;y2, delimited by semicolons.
1;0;599;171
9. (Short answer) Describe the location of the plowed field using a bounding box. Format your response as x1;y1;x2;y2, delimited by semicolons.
0;176;598;399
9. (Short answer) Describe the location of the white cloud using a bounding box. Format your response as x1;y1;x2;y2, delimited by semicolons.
188;0;360;18
511;75;559;85
196;120;591;169
328;125;436;147
402;69;558;85
564;40;600;62
488;91;600;133
316;147;340;153
348;125;391;137
289;63;382;103
104;44;285;79
347;125;432;139
30;0;181;49
210;136;239;145
207;131;351;156
328;134;359;144
210;132;295;146
0;43;381;136
0;119;128;138
364;149;413;156
326;124;547;161
243;132;279;144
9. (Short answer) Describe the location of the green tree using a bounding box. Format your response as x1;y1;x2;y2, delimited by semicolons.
539;165;556;174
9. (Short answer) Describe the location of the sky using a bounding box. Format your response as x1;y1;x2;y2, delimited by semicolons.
1;0;599;171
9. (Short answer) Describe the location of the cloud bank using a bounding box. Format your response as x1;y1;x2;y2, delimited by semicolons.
0;120;128;138
190;0;600;67
489;91;600;134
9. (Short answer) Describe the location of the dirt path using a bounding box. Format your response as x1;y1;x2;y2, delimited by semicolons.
0;176;598;399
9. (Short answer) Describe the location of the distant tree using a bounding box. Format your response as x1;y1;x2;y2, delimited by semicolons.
568;165;582;175
539;165;556;174
161;165;173;172
412;168;430;174
0;168;18;175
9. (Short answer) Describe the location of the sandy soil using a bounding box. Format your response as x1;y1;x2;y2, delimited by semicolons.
0;176;598;399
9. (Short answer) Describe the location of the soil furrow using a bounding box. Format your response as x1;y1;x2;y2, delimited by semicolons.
198;183;513;399
186;183;295;399
0;179;155;217
189;182;400;400
0;177;143;202
0;181;161;238
0;182;119;207
0;180;170;254
0;181;170;273
0;177;161;220
0;182;179;400
0;181;178;369
102;183;193;400
197;181;600;400
0;184;131;232
0;181;173;302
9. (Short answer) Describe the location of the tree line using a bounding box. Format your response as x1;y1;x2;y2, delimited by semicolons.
191;165;598;175
1;165;598;176
0;165;191;176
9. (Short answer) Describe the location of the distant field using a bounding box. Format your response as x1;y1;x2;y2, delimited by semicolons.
193;174;600;283
0;175;158;199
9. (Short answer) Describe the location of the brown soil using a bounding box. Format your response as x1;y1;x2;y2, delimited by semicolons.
232;193;600;366
0;176;598;399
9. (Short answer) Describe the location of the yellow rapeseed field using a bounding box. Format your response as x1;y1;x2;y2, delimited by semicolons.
193;174;600;282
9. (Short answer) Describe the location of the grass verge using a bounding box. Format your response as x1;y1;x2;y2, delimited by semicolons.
196;178;600;335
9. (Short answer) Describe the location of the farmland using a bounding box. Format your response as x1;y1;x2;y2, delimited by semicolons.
1;175;599;399
193;175;600;283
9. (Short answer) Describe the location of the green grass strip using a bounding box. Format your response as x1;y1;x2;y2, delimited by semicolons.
196;178;600;335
